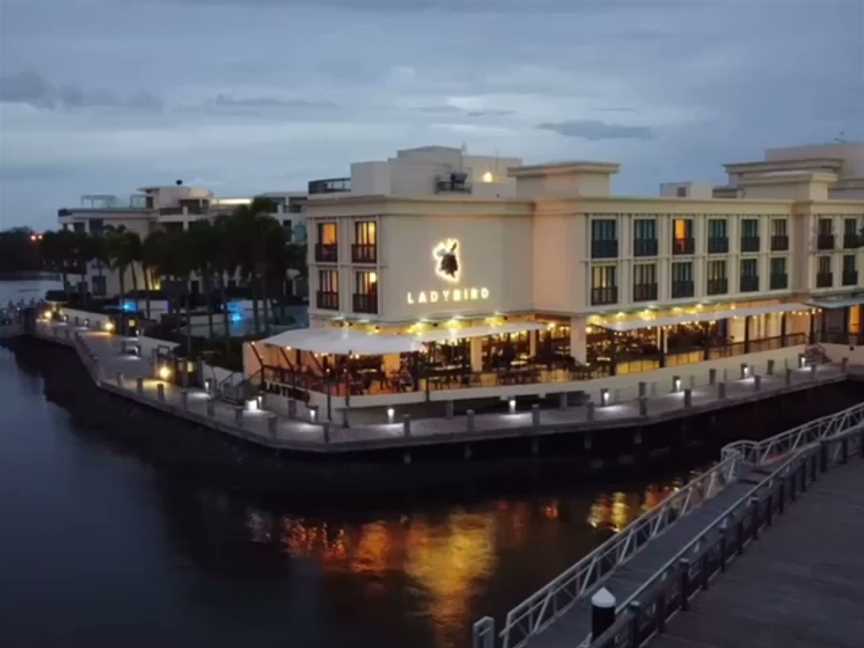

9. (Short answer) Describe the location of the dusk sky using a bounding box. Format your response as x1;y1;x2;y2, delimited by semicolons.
1;0;862;230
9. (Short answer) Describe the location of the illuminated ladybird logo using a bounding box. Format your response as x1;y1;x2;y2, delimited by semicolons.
433;239;460;283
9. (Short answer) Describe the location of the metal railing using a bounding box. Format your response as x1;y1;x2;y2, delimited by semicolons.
720;399;864;467
590;428;864;648
497;456;739;648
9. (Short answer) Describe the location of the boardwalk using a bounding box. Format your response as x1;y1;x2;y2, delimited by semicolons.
31;318;848;454
650;463;864;648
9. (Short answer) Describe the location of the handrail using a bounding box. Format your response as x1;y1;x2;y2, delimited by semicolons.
721;400;864;467
493;395;864;648
498;454;739;648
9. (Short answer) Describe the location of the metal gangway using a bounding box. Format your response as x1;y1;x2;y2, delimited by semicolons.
474;400;864;648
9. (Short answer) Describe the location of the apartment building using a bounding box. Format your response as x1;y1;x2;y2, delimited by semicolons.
248;143;864;410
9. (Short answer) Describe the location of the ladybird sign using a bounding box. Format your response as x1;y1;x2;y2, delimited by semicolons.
405;238;491;306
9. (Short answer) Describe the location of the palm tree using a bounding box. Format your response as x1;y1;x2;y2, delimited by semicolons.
41;230;75;299
186;222;220;339
70;231;96;305
141;230;169;320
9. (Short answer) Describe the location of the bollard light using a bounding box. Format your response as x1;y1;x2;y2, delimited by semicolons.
799;355;806;369
508;398;517;414
673;376;682;393
309;408;317;422
387;407;395;423
600;388;610;407
204;378;212;393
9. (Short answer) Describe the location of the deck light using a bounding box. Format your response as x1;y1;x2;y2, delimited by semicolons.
673;376;682;392
508;398;517;414
799;355;807;369
601;388;610;406
387;407;395;423
309;409;317;422
158;365;172;381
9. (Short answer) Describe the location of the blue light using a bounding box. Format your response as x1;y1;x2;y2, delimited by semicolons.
121;299;138;313
230;312;243;323
227;301;245;323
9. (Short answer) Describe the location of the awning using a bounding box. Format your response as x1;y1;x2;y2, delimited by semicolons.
257;322;547;356
601;302;810;333
806;294;864;309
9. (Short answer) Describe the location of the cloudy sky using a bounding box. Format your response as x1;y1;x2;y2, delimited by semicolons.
1;0;862;229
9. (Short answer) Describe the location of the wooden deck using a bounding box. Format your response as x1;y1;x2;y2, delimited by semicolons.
649;462;864;648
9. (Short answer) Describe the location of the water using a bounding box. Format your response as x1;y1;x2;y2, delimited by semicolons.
0;280;693;648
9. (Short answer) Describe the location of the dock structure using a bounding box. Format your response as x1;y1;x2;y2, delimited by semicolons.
30;316;848;454
473;399;864;648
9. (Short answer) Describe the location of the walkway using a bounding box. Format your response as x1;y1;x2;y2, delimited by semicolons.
31;318;849;454
649;463;864;648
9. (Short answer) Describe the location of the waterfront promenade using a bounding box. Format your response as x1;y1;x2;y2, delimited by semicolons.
650;462;864;648
31;317;849;454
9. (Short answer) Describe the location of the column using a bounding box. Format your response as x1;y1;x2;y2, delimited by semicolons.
570;315;587;364
470;338;483;373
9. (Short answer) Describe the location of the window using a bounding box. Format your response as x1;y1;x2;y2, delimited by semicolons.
818;256;832;274
354;270;378;313
282;219;293;242
843;255;857;286
707;260;727;295
353;221;377;263
316;222;338;262
633;263;657;301
591;266;617;305
741;219;760;252
317;269;339;310
740;258;758;292
772;220;787;236
676;186;687;198
844;219;859;248
817;256;833;288
770;257;788;290
818;219;833;235
92;275;107;296
591;219;618;258
771;219;789;251
672;219;693;254
671;262;693;298
633;219;657;256
707;219;728;253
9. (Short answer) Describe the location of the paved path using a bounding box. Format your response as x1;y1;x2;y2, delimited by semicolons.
649;463;864;648
30;319;848;454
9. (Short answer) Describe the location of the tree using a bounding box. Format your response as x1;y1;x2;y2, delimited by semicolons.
105;229;141;321
186;222;220;339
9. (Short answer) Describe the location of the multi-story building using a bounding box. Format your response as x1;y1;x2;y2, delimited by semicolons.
249;143;864;412
57;183;308;299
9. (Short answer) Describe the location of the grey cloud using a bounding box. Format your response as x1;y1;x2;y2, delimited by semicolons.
207;93;338;110
466;109;515;118
537;119;654;140
0;70;163;112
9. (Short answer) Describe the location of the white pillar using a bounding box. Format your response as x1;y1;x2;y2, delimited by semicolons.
571;315;587;364
470;338;484;373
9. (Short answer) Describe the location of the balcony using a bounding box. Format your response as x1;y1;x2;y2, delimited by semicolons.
671;281;694;299
590;286;618;306
633;238;658;257
353;293;378;314
435;172;471;194
770;273;788;290
316;291;339;310
591;239;618;259
351;243;377;264
770;235;789;251
740;236;760;253
739;276;759;292
315;243;338;263
816;272;833;288
707;237;728;254
632;283;657;302
672;238;694;255
817;234;835;250
843;270;858;286
309;177;351;194
844;234;860;249
706;278;728;295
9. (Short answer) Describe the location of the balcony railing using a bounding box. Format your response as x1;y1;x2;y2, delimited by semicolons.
351;243;377;264
817;234;835;250
740;236;760;252
707;237;728;254
844;234;860;249
633;238;658;257
671;281;694;298
632;283;657;302
352;293;378;314
591;239;618;259
770;273;788;290
316;291;339;310
706;278;728;295
739;275;759;292
590;286;618;305
816;272;833;288
770;235;789;251
843;270;858;286
309;177;351;194
315;243;338;263
672;238;694;255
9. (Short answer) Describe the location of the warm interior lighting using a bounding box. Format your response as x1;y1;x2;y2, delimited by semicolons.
103;320;115;332
368;272;378;284
157;365;172;381
481;171;494;183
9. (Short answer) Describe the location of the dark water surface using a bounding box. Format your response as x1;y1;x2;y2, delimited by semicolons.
0;281;822;648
